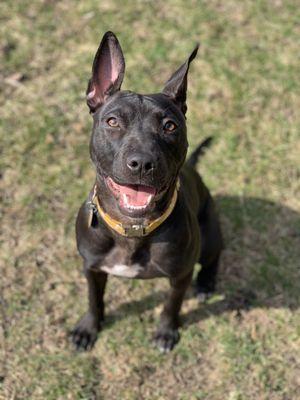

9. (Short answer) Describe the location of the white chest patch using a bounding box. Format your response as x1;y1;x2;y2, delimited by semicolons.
100;264;143;278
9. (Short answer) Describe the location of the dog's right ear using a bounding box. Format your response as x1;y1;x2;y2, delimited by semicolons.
86;31;125;113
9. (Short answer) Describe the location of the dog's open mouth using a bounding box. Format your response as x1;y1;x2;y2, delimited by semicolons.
106;177;156;213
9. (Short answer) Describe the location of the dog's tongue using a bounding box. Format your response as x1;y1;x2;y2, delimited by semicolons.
120;184;155;207
106;178;156;208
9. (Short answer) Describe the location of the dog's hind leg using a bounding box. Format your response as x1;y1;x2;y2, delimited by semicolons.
196;193;223;301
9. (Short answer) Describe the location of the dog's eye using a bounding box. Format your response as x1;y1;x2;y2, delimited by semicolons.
163;121;177;133
107;117;119;127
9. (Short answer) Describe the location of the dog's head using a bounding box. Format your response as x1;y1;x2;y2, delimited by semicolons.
87;31;198;219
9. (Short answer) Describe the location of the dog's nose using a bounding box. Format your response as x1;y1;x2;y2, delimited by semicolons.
126;153;155;175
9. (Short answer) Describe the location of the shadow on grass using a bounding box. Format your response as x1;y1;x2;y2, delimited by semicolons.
105;196;300;328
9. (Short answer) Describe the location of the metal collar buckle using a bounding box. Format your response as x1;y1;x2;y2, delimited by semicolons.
124;224;146;237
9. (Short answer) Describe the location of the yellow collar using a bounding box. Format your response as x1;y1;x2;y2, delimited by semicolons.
89;180;180;237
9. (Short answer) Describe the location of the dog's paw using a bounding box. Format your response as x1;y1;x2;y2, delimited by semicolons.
70;313;99;351
196;289;213;303
153;328;180;353
195;284;215;303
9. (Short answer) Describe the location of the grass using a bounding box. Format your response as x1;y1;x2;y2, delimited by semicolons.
1;0;300;399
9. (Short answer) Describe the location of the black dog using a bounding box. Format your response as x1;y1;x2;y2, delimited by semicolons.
71;32;223;352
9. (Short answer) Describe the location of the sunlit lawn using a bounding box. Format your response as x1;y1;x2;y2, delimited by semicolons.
1;1;300;399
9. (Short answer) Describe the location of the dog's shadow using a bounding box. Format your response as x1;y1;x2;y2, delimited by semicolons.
107;196;300;327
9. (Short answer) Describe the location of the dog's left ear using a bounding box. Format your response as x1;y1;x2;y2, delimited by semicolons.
162;44;199;115
86;31;125;112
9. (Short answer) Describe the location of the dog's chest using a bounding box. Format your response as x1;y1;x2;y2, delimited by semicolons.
99;243;151;278
100;263;142;278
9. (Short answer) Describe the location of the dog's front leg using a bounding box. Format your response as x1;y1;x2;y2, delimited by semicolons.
154;271;193;352
71;267;107;351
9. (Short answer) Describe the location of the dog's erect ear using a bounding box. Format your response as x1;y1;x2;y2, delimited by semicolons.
162;44;199;115
86;31;125;112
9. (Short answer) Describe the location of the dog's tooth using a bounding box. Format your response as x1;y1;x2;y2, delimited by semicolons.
146;195;153;206
123;193;128;206
122;196;149;211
